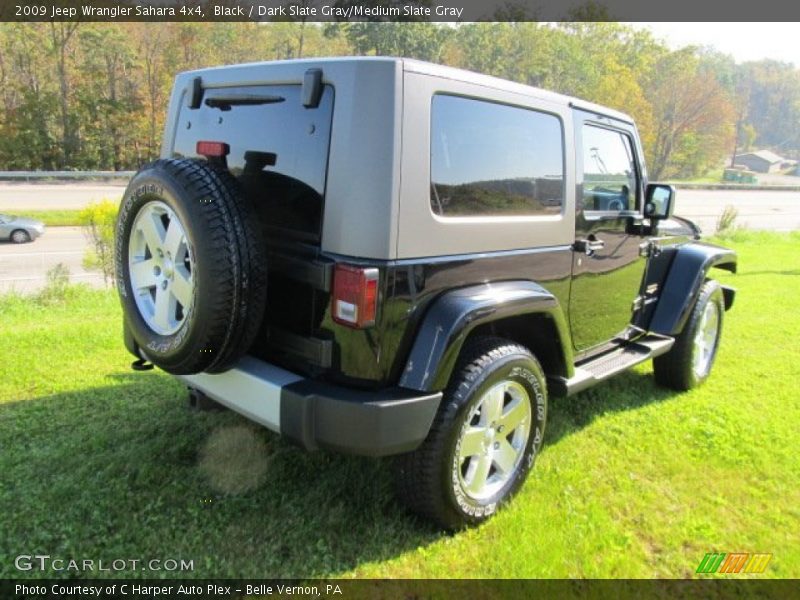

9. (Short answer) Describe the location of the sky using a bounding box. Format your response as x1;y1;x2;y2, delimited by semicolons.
629;23;800;67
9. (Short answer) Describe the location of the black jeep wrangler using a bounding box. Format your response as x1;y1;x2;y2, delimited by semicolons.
116;57;736;528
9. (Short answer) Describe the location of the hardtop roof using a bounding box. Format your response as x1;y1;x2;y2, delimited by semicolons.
184;56;635;125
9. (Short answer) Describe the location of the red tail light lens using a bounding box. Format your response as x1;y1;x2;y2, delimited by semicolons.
332;264;379;328
196;140;230;157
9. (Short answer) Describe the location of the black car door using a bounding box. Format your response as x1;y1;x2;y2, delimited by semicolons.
569;111;648;352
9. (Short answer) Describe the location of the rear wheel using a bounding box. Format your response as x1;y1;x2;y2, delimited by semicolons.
396;337;547;529
116;158;267;375
10;229;30;243
653;280;724;390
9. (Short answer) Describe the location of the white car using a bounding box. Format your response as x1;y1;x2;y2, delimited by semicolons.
0;213;46;243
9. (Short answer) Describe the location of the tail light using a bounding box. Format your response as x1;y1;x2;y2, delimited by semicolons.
196;140;230;158
332;264;379;328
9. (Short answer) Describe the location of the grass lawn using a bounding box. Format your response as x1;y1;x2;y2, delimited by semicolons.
668;168;725;185
0;231;798;579
8;209;83;227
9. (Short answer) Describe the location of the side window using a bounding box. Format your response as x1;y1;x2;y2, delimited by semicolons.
430;95;564;217
581;125;639;213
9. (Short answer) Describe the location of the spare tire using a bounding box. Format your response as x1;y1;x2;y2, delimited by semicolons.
115;158;267;374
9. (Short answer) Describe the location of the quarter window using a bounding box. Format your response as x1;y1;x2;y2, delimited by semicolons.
581;125;638;212
430;95;564;217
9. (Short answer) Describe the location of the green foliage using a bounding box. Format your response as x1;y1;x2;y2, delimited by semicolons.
0;233;798;578
13;209;83;227
79;199;118;286
715;204;739;234
36;263;71;305
0;22;798;174
645;49;736;180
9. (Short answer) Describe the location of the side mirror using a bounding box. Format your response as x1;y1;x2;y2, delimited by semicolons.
644;183;675;220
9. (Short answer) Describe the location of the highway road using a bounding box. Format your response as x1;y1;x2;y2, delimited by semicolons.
0;226;105;294
673;188;800;233
0;182;797;292
0;182;127;210
0;182;798;232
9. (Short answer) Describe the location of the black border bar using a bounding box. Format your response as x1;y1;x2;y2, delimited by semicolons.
4;579;799;600
2;0;800;22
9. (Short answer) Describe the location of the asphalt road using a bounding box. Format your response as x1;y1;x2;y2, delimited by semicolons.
0;182;797;292
0;182;127;210
0;226;106;294
0;182;798;232
673;188;800;233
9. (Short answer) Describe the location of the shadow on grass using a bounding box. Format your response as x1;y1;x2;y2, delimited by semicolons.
545;369;677;447
0;373;444;579
0;368;676;579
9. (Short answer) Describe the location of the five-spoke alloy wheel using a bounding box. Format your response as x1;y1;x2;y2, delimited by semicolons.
116;158;267;375
456;380;532;502
396;337;547;529
128;200;195;336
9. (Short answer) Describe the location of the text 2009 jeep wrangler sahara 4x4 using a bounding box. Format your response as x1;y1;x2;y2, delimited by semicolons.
116;57;736;529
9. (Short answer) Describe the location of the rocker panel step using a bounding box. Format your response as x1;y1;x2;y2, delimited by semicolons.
549;335;674;397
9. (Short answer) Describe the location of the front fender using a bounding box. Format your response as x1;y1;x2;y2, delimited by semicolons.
399;281;572;392
649;242;737;336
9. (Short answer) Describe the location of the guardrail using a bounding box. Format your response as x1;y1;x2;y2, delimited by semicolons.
668;182;800;192
0;171;135;181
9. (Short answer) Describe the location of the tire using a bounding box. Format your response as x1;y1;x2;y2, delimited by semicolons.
11;229;30;243
396;336;547;529
653;279;724;391
115;158;267;375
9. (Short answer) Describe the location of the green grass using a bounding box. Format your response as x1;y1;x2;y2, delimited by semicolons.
1;231;798;579
9;209;83;227
668;168;726;185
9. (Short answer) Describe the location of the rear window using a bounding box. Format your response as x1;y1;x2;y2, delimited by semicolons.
173;84;334;242
430;94;564;218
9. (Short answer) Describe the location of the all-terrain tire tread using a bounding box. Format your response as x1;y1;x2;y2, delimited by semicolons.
395;336;540;529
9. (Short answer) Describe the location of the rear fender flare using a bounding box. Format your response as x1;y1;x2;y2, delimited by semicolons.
399;281;572;392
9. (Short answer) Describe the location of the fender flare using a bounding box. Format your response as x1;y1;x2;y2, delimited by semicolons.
649;242;737;336
399;281;572;392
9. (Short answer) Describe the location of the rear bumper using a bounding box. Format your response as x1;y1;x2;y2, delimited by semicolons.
177;356;441;457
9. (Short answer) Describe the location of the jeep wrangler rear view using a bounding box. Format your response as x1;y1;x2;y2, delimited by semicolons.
116;58;737;528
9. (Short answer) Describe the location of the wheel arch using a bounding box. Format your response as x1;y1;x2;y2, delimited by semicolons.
398;281;573;393
648;242;736;336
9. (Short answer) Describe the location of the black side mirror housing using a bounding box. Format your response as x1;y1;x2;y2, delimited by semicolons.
644;183;676;220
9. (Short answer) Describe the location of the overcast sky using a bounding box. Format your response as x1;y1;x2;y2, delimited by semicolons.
629;23;800;67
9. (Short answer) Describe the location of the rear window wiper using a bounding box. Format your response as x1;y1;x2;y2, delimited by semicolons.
205;94;285;111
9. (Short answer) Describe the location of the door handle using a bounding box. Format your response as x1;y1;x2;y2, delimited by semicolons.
573;237;605;255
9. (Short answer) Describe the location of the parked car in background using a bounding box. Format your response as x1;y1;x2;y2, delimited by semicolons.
0;214;45;243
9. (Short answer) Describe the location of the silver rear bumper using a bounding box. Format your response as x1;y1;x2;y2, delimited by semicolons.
177;356;303;433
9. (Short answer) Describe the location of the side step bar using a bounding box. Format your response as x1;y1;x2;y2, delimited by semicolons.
549;334;674;397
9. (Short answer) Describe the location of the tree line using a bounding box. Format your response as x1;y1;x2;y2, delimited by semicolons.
1;21;798;179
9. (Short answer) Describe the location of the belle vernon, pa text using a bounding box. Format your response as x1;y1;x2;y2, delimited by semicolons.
17;584;343;597
70;3;464;18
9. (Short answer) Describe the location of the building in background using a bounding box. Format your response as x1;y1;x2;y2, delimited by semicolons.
734;150;785;173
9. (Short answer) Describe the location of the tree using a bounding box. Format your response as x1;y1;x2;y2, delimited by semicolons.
77;25;139;170
645;49;735;180
332;21;451;61
49;22;81;168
